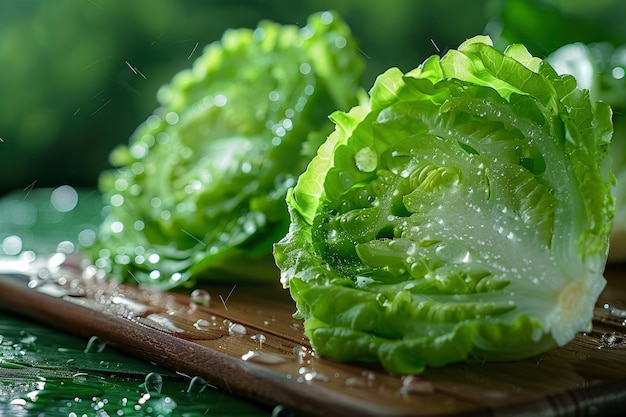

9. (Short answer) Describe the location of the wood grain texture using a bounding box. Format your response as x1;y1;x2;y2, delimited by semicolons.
1;254;625;417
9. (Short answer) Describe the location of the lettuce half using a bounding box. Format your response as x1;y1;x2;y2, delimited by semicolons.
274;35;614;374
89;11;364;289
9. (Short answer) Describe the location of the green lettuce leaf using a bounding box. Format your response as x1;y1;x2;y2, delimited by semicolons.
274;35;614;374
547;42;626;261
87;11;364;289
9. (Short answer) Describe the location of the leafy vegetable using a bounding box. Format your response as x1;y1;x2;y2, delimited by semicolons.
547;42;626;260
88;11;364;289
274;35;614;374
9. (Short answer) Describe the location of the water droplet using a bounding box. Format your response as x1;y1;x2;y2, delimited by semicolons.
251;334;267;348
241;161;252;174
84;336;106;353
193;319;212;330
320;11;334;24
2;235;22;255
111;295;149;314
19;332;37;344
282;118;293;131
400;375;434;395
382;149;411;174
144;372;163;394
293;346;308;364
299;63;311;75
271;404;294;417
165;111;179;125
354;146;377;172
600;332;626;349
241;350;287;365
189;289;210;308
297;367;328;383
273;125;286;137
50;185;79;213
602;303;626;321
146;314;184;333
10;398;26;407
253;27;265;41
214;94;227;107
334;36;347;49
434;242;470;263
375;293;388;306
186;376;207;394
130;142;149;159
227;322;247;336
110;221;124;233
268;90;280;102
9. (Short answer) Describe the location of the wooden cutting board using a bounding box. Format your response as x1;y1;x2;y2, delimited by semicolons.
1;253;625;417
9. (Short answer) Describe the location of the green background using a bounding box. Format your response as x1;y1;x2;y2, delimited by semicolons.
4;0;625;198
0;0;494;196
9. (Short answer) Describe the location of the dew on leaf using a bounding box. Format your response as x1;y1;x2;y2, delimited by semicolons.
84;336;107;353
143;372;163;394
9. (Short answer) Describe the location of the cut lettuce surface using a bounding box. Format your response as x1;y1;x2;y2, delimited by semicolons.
274;35;614;374
88;11;364;289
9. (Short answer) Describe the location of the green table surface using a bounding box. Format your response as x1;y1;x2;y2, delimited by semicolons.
0;187;275;416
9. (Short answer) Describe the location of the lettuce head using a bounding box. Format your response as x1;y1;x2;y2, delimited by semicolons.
89;11;364;289
274;35;614;374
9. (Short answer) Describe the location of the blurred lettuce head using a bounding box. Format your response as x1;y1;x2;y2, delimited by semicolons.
274;35;614;374
87;11;365;289
548;42;626;260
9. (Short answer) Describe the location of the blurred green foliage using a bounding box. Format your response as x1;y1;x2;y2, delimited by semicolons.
0;0;492;196
487;0;626;55
4;0;624;199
